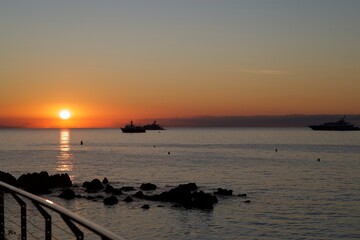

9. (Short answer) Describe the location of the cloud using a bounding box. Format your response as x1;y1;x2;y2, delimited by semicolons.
233;69;291;76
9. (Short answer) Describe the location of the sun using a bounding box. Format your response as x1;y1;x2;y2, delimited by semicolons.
59;110;71;120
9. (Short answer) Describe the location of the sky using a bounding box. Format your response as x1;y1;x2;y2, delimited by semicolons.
1;0;360;128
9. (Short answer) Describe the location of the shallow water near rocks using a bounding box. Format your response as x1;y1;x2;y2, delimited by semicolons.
1;128;360;239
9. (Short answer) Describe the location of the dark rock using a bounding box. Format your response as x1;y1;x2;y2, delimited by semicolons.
191;191;218;209
102;177;109;184
178;183;198;191
238;193;247;197
133;191;145;199
16;171;51;194
103;196;118;205
95;195;104;199
244;200;251;203
154;183;196;203
0;171;17;186
120;186;135;191
143;183;204;208
140;183;157;191
49;173;72;188
113;188;123;195
82;181;90;188
76;194;83;198
83;179;104;192
86;196;95;200
58;188;76;200
123;195;134;202
104;184;115;193
214;188;233;196
141;204;150;209
142;183;217;210
157;205;165;207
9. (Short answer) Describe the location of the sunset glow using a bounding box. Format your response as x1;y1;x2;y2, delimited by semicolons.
0;1;359;128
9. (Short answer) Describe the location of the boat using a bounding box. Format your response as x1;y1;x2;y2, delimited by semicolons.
121;121;146;133
309;116;360;131
144;121;166;130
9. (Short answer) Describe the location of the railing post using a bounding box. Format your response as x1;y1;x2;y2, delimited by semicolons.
0;181;124;240
0;191;4;240
33;201;51;240
61;214;84;240
11;193;27;240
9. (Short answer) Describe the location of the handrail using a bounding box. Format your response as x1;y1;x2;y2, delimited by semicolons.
0;181;125;240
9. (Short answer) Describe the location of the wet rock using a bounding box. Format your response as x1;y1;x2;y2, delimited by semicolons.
123;195;134;202
0;171;17;187
214;188;233;196
133;191;145;199
49;173;72;188
141;204;150;209
120;186;135;191
191;191;218;209
155;183;197;203
103;196;118;205
140;183;157;191
83;179;104;192
58;188;76;200
16;171;51;194
102;177;109;184
238;193;247;197
82;181;90;188
113;188;123;195
104;184;115;193
142;183;217;209
178;183;198;191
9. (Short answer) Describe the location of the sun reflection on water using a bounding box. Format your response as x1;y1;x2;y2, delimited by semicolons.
57;129;74;181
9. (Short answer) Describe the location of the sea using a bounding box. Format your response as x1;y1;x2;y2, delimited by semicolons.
0;128;359;240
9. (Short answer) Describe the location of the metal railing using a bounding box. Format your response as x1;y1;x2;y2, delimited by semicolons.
0;181;125;240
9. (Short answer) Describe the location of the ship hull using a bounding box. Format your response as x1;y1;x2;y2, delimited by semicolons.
121;128;146;133
309;126;360;131
144;126;165;130
121;120;146;133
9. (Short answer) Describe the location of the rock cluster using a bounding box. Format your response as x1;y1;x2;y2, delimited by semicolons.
0;171;248;210
0;171;72;195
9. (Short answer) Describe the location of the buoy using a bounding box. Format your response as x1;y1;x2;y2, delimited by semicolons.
317;158;320;162
80;141;83;145
168;152;170;155
275;148;278;152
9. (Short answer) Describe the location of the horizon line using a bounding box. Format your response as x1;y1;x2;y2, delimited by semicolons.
1;114;359;129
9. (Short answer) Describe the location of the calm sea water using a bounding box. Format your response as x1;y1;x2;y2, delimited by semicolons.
0;128;360;239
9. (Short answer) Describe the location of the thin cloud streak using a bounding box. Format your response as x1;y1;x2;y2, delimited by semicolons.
233;69;292;76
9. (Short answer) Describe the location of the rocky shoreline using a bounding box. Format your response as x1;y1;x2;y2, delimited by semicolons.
0;171;249;210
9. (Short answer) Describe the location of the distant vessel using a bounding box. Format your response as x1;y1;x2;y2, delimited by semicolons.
121;121;146;133
144;121;166;130
309;116;360;131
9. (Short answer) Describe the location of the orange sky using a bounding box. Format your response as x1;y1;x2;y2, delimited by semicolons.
1;1;360;128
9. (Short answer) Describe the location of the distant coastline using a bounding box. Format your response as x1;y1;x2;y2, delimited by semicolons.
1;114;360;128
142;114;360;128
